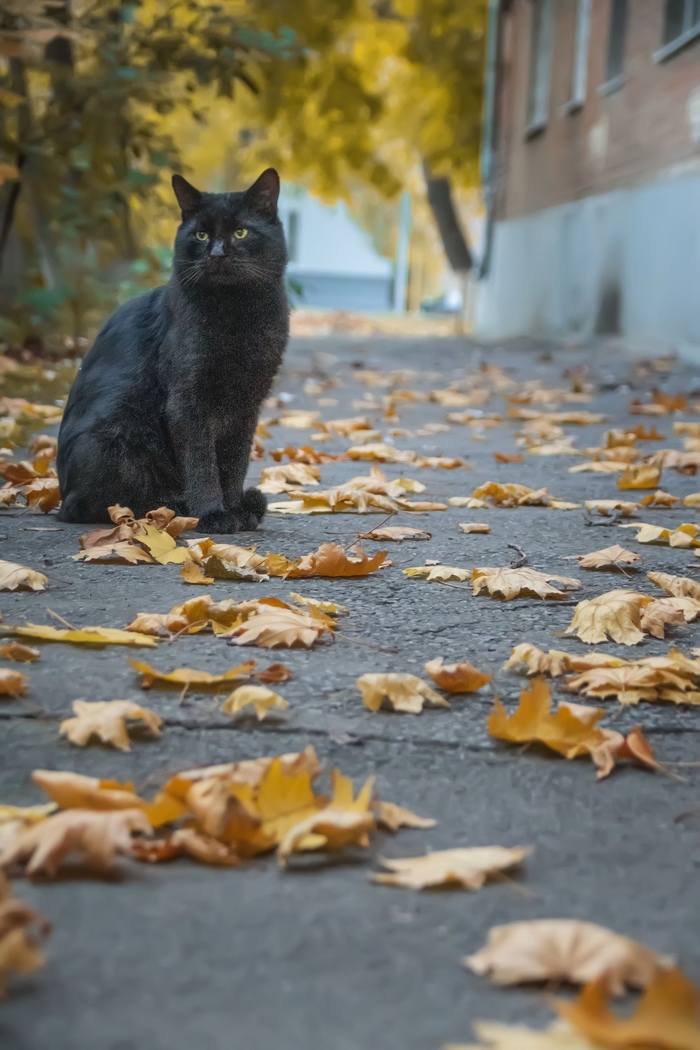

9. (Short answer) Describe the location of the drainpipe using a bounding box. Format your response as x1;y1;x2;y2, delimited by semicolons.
477;0;502;279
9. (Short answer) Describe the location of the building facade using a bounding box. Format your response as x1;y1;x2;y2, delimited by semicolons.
476;0;700;351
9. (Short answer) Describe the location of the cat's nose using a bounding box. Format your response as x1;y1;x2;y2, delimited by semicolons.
210;239;226;257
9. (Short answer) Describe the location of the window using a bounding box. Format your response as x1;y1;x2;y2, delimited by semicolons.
604;0;628;85
659;0;700;54
527;0;555;131
570;0;591;108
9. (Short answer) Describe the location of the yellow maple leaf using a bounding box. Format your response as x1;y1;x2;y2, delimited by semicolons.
277;808;376;867
564;590;650;645
180;561;215;585
0;668;26;697
356;673;450;713
649;571;700;601
227;606;332;648
0;642;39;662
31;770;143;811
488;679;608;759
1;624;158;648
129;658;254;690
424;658;492;693
577;545;641;571
221;685;289;721
59;700;163;751
617;465;663;490
620;521;700;548
359;525;431;541
555;967;700;1049
374;801;436;832
404;565;471;582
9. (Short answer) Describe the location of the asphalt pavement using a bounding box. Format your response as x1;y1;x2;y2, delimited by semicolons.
2;334;700;1050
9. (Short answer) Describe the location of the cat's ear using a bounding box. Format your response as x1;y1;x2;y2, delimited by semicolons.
244;168;280;217
172;174;203;219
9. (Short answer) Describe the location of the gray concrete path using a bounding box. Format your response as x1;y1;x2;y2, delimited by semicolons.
2;336;700;1050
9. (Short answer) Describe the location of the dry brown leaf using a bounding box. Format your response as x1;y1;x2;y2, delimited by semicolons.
221;685;289;721
649;571;700;601
277;808;375;866
0;808;151;877
129;659;254;691
0;668;27;697
0;560;47;592
472;566;582;601
504;644;578;677
494;452;523;464
620;521;700;548
74;540;154;565
584;500;638;518
59;700;163;751
577;546;641;571
359;526;431;542
404;565;471;582
465;919;673;994
373;845;531;890
357;673;450;714
424;658;492;693
374;801;436;832
227;607;332;649
23;477;61;513
555;967;700;1049
133;827;240;867
459;523;491;534
565;590;650;645
293;542;387;577
445;1019;599;1049
639;599;688;639
617;465;662;490
0;643;39;663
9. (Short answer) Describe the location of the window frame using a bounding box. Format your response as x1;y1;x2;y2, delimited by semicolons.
598;0;628;97
654;0;700;62
566;0;592;112
526;0;555;136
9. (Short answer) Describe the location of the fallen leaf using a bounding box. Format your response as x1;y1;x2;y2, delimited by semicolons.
620;521;700;548
424;658;492;693
640;489;682;508
374;801;436;832
404;565;471;582
129;659;254;691
227;607;333;648
0;561;47;592
639;599;688;639
488;679;608;760
288;593;349;617
459;523;491;534
373;845;531;890
494;452;524;464
464;919;673;994
617;465;662;490
577;546;641;571
277;808;376;866
0;643;39;663
0;669;26;697
31;770;143;811
585;500;638;518
180;561;215;585
555;967;700;1049
134;828;240;867
472;566;582;601
359;526;431;542
504;644;578;677
0;874;49;995
564;591;650;645
0;809;151;877
649;571;700;601
445;1018;599;1049
221;685;289;721
357;673;450;713
1;624;158;648
23;477;61;513
293;542;387;577
74;541;154;565
59;700;163;751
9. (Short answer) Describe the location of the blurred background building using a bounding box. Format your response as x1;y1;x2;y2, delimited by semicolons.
476;0;700;351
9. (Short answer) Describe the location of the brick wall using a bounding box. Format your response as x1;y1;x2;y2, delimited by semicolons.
496;0;700;221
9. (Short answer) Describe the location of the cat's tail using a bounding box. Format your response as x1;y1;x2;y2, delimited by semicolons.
239;487;267;529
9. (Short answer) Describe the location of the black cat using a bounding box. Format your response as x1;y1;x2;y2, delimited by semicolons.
56;168;288;533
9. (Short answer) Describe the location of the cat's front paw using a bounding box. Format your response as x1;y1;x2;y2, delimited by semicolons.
200;489;266;534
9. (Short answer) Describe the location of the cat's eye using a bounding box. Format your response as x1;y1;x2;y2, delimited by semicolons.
233;228;248;239
195;230;209;241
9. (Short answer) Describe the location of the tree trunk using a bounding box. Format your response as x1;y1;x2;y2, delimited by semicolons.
422;161;473;273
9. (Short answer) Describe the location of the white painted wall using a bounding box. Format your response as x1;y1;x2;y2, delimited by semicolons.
475;166;700;352
279;188;393;279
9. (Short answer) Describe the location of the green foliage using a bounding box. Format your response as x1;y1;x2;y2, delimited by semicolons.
0;0;299;337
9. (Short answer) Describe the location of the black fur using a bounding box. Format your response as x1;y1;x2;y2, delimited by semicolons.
56;169;289;533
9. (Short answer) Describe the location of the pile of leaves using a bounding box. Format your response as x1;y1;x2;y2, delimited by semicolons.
0;434;60;513
75;505;199;565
